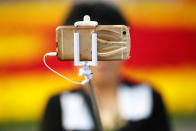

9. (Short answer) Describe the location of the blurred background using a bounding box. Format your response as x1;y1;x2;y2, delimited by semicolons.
0;0;195;131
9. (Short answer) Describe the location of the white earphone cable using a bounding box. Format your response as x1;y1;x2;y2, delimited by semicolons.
43;52;82;85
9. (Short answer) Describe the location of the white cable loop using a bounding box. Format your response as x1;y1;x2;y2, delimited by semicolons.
43;52;90;85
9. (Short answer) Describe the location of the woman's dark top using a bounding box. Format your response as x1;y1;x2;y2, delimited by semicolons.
41;82;170;131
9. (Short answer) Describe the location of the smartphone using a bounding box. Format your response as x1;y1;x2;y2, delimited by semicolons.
56;25;130;61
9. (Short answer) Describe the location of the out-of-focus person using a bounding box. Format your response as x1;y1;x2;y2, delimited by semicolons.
41;1;170;131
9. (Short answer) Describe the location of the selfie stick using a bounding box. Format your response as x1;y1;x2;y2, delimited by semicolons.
43;15;103;131
74;15;103;131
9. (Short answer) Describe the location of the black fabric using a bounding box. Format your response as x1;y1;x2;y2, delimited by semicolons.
41;83;170;131
64;2;126;25
151;89;170;131
41;95;63;131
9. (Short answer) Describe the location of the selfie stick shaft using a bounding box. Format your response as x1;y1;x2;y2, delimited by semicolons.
88;80;103;131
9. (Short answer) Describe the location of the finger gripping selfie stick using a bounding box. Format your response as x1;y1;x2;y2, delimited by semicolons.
43;15;103;131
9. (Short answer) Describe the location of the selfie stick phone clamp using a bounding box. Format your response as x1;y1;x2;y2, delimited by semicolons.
74;15;98;84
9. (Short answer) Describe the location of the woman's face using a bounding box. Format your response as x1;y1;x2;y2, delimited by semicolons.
91;61;122;85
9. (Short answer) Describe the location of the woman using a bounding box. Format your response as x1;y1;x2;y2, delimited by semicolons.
41;2;170;131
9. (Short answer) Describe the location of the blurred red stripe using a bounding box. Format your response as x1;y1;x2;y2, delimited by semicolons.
1;26;196;75
125;26;196;67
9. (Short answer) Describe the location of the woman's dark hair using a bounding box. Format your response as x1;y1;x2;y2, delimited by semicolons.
64;2;127;25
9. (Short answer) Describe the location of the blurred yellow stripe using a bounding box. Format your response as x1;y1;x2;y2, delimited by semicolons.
119;2;196;29
0;2;70;28
0;65;196;121
0;34;43;65
0;2;196;28
0;70;81;122
121;65;196;113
